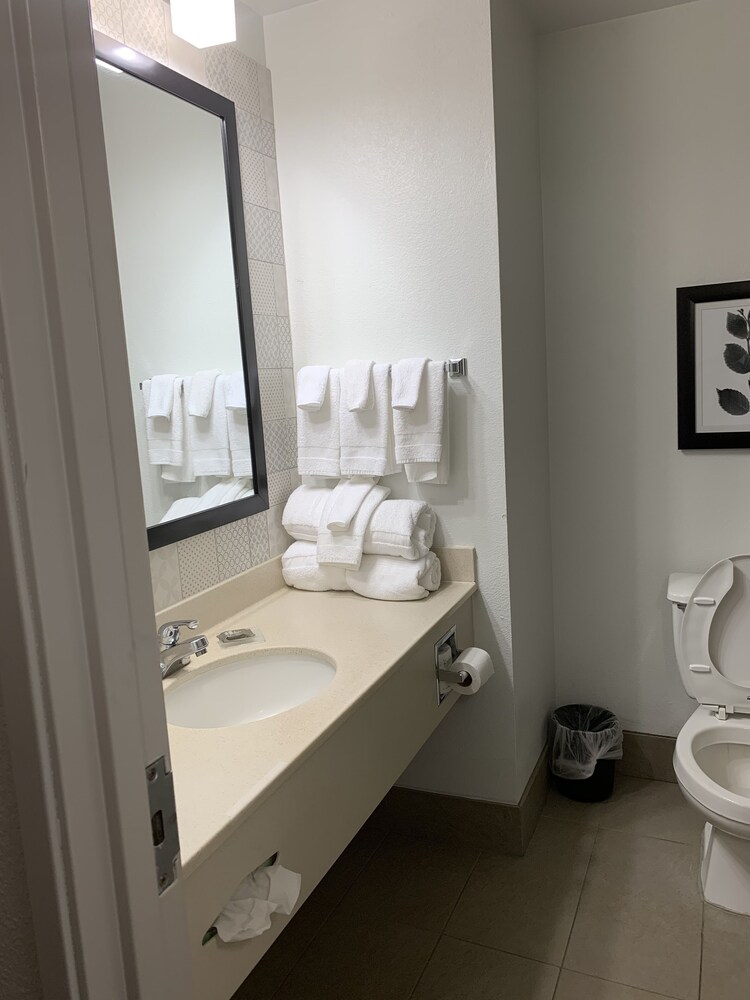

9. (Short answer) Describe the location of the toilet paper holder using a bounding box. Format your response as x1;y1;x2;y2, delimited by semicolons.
435;625;470;703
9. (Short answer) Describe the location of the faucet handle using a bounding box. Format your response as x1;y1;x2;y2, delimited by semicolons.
158;619;199;647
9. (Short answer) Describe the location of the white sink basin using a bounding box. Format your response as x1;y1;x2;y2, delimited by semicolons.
165;650;336;729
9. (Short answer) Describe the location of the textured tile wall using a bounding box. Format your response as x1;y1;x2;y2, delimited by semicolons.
89;0;295;610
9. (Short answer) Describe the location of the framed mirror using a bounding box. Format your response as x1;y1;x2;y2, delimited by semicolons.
95;38;268;549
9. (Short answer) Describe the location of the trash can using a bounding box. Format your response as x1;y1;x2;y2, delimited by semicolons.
549;704;623;802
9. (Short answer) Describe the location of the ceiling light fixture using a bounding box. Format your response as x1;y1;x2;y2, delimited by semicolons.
170;0;236;49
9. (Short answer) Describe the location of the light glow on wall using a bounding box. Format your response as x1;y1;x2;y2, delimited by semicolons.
170;0;236;49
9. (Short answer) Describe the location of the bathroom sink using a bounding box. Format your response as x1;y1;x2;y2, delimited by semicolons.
165;650;336;729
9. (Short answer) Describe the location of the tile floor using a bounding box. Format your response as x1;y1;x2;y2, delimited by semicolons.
232;776;750;1000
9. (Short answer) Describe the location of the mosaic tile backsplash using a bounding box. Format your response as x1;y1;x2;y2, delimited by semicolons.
89;0;295;610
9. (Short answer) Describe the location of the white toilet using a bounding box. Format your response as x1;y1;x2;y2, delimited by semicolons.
669;556;750;915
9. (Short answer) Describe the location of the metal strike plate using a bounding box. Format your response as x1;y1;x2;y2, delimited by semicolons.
146;756;180;895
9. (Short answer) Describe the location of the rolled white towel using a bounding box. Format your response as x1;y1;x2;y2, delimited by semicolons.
364;499;436;560
346;552;441;601
282;485;334;542
281;541;349;592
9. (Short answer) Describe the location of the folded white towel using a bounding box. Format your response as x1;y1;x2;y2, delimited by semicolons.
297;369;341;478
148;374;178;419
189;376;231;477
404;377;450;485
282;541;349;592
323;477;375;530
282;485;333;542
189;369;221;418
317;484;390;569
143;378;185;467
365;499;436;560
392;357;428;410
340;363;398;478
160;496;200;523
162;377;194;483
347;551;441;601
225;372;246;410
296;366;331;411
343;360;374;411
159;479;252;523
393;360;445;466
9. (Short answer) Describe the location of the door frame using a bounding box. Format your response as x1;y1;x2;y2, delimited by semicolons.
0;0;192;996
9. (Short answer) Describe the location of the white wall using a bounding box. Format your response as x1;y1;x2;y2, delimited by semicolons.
266;0;552;801
540;0;750;736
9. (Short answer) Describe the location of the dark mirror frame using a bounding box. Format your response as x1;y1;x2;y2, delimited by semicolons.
95;34;268;549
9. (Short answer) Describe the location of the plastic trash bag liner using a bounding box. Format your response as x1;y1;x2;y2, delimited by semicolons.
550;704;623;780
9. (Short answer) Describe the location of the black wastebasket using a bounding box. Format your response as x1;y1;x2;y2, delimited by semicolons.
549;704;623;802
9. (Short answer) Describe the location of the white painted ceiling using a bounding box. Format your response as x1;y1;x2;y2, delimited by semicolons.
526;0;699;33
242;0;700;32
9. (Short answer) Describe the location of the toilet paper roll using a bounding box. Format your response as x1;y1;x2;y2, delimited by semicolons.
450;647;494;695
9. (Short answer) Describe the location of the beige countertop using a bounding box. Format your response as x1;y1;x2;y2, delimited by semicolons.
163;568;476;876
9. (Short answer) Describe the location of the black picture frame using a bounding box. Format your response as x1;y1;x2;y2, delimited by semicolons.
677;279;750;450
95;37;269;548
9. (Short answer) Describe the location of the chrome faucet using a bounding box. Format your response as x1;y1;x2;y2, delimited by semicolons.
158;619;208;679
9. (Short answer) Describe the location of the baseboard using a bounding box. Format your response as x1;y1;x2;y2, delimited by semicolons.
618;730;676;783
365;745;550;857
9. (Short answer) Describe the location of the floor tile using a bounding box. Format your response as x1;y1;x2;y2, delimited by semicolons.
555;970;674;999
564;829;701;999
700;903;750;1000
272;907;438;1000
412;936;558;1000
446;818;596;965
311;826;386;911
335;833;479;933
544;776;703;845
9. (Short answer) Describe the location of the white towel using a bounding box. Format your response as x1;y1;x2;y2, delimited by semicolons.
162;377;195;483
148;374;178;418
347;552;441;601
393;361;445;466
317;484;390;569
159;478;252;523
296;366;331;411
143;378;184;467
343;360;374;411
189;369;222;418
189;376;231;477
340;363;398;478
225;372;246;409
392;357;428;410
323;477;376;530
297;369;341;478
404;378;450;484
365;500;436;560
282;541;349;592
282;485;333;542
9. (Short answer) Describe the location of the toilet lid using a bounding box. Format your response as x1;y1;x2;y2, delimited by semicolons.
679;554;750;715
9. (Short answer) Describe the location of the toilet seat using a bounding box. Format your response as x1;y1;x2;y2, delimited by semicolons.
678;555;750;718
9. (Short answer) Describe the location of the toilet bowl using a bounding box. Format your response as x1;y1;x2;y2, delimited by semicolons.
669;556;750;915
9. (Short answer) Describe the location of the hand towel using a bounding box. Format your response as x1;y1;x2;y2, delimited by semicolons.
296;366;331;411
282;485;334;542
317;484;390;569
188;376;231;477
297;369;341;478
346;551;441;601
404;378;450;484
340;363;398;478
225;372;246;409
147;374;178;418
282;541;349;592
364;499;436;560
323;477;376;530
143;378;185;467
343;360;374;411
162;377;195;483
188;369;222;418
393;360;445;466
392;357;428;410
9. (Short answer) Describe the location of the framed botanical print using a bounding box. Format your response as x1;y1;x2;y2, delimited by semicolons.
677;280;750;449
